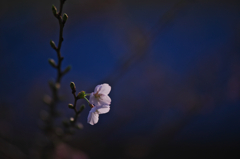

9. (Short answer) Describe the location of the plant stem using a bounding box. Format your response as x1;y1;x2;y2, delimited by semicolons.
47;0;67;138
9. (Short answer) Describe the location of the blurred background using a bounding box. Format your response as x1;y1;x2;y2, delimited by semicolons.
0;0;240;158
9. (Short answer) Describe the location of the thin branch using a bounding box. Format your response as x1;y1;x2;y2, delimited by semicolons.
45;0;68;137
71;91;80;123
55;0;66;84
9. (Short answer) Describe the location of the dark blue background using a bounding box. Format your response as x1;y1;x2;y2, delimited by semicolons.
0;0;240;158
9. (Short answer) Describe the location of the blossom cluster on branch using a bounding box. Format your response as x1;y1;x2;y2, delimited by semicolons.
41;1;112;157
68;82;111;126
88;83;111;125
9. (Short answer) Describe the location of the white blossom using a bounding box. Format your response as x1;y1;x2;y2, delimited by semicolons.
89;83;111;106
87;83;111;125
87;105;110;125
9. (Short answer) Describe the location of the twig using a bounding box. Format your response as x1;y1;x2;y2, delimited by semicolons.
68;83;85;126
70;86;80;124
46;0;69;137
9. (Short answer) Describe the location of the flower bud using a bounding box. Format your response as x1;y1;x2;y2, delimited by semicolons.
43;95;52;105
63;13;68;23
49;80;60;90
77;91;86;99
52;5;57;16
63;65;71;74
55;83;60;89
70;117;75;122
68;103;74;109
79;104;85;113
48;58;57;68
70;82;76;92
50;40;57;50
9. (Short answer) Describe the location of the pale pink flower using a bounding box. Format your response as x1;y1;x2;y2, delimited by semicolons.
89;83;111;106
88;83;111;125
87;105;110;125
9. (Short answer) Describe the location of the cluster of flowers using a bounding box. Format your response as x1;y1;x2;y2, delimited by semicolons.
87;83;111;125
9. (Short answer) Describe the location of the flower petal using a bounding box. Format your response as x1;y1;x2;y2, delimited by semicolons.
87;109;99;125
89;95;101;106
97;105;110;114
99;94;111;106
94;84;102;93
98;83;111;95
89;93;97;104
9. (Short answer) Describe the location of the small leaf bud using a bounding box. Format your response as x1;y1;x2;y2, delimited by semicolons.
77;91;86;99
63;13;68;23
48;80;60;90
75;123;83;129
63;65;71;74
55;83;60;89
43;95;52;105
52;5;57;16
79;104;85;113
48;58;57;68
70;82;76;92
68;103;74;109
50;40;57;50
